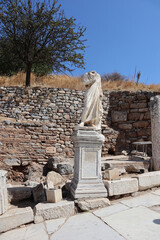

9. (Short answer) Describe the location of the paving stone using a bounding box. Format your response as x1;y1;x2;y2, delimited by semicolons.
120;192;160;208
152;189;160;196
45;217;66;234
136;171;160;190
93;203;129;218
104;178;138;196
76;198;110;211
0;207;34;233
103;206;160;240
34;200;75;221
0;223;48;240
50;212;125;240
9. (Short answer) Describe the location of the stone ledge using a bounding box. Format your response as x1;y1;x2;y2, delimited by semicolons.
104;178;138;196
0;207;34;233
34;200;75;222
136;171;160;190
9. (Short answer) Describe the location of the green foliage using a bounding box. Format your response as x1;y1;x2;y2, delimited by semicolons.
0;0;86;86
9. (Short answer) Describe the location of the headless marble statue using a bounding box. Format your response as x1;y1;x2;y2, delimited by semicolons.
79;71;103;129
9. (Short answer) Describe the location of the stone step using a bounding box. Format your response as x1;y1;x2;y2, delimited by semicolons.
34;200;75;222
0;206;34;233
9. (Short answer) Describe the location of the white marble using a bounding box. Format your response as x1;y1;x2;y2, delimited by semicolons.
105;178;138;196
0;206;34;233
136;171;160;190
0;170;8;215
79;71;103;129
70;128;107;199
103;206;160;240
51;212;125;240
0;223;48;240
45;217;66;234
120;192;160;208
150;95;160;170
93;203;129;218
34;201;75;221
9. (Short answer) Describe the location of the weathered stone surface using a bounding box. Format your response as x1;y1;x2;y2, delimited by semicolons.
50;212;125;240
32;183;46;203
8;186;32;203
111;111;127;122
70;128;107;199
118;123;132;130
136;171;160;190
103;206;160;240
0;207;34;233
133;121;149;128
93;203;129;218
0;223;48;240
27;162;44;182
4;158;21;166
76;198;110;211
104;178;138;196
103;168;120;180
57;163;73;175
150;95;160;170
0;170;8;215
46;171;64;188
120;192;160;207
45;218;66;235
46;188;62;203
34;200;75;221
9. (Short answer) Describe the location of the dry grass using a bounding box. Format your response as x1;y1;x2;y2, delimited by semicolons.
0;72;160;92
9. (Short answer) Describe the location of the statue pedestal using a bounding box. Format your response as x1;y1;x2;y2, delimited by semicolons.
70;127;107;199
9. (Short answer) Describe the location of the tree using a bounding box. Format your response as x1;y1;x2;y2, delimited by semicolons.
0;0;86;86
101;72;127;82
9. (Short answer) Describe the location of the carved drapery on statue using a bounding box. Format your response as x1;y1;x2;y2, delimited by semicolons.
79;71;103;129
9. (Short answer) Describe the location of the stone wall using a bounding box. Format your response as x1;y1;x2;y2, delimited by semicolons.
0;87;159;167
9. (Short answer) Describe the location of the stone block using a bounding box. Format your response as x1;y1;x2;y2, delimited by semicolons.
0;207;34;233
4;158;21;166
111;111;127;122
104;168;120;180
32;183;46;203
104;178;138;196
133;121;149;128
136;171;160;190
34;201;75;221
57;163;73;175
46;188;62;203
76;198;110;211
8;186;32;203
46;171;64;188
118;123;132;130
0;170;8;215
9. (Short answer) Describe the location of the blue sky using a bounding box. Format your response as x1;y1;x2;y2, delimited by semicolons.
59;0;160;84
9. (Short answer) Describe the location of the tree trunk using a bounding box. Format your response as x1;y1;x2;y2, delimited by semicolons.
26;64;31;87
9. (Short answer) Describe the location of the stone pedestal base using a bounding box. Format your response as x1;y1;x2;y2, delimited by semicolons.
70;127;107;199
0;170;8;215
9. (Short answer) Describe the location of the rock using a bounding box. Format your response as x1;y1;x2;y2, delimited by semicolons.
8;186;32;203
76;198;110;211
57;163;73;175
111;111;127;122
47;157;57;171
104;178;138;196
0;170;8;215
136;171;160;190
125;165;145;173
46;171;64;187
27;162;46;183
121;150;129;156
32;183;46;203
103;168;120;180
0;207;34;233
34;201;75;221
4;158;21;166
